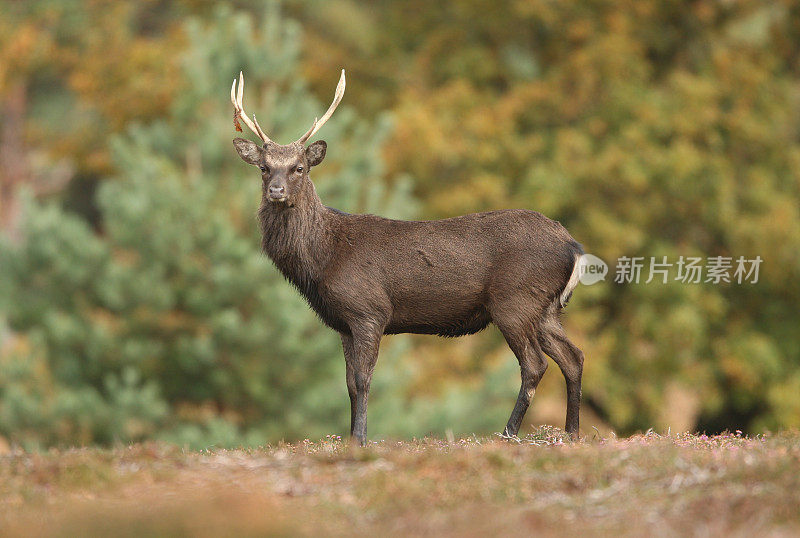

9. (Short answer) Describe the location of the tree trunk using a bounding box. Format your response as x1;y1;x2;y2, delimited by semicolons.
0;82;29;242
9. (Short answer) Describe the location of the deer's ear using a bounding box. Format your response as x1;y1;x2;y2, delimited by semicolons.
305;140;327;167
233;138;264;166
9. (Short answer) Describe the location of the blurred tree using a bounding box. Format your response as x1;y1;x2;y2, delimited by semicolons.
0;6;420;448
371;0;800;433
0;0;190;230
288;0;800;434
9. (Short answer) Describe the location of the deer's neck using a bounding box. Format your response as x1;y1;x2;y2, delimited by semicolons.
257;185;334;299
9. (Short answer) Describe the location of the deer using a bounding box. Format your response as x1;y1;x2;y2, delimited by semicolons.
230;70;585;446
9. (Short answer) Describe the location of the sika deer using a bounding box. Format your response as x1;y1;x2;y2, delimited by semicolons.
231;70;585;445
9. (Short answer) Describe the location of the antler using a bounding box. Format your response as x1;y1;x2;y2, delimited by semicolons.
296;69;346;145
231;71;272;145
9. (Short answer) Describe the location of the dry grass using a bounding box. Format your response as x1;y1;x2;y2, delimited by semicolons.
1;428;799;537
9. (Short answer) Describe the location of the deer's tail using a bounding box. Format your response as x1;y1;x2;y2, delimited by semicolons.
559;242;584;308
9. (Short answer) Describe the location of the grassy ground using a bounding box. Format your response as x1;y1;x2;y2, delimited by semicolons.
1;428;799;537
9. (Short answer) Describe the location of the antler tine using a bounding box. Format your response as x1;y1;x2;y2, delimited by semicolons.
252;113;269;142
231;71;272;145
296;117;318;144
297;69;346;144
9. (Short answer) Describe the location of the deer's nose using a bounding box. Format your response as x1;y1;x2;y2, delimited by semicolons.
268;185;285;198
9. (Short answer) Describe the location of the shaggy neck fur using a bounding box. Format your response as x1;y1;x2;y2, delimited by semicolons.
257;178;334;306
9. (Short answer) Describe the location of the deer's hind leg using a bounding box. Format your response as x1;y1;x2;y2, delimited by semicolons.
538;306;584;437
491;301;550;438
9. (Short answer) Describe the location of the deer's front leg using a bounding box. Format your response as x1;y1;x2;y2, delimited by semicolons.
347;322;383;446
340;333;358;435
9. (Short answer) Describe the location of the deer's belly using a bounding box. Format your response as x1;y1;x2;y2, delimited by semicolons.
385;294;491;337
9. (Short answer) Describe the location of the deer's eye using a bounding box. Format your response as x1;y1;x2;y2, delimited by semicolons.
260;165;269;174
296;165;303;173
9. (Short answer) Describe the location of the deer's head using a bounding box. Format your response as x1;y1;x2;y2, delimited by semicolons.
231;70;345;206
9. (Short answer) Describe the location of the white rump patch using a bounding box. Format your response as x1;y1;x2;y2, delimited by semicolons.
560;253;583;307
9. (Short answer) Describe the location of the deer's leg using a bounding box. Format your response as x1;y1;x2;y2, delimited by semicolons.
497;323;549;438
538;314;584;437
340;333;358;435
348;322;382;446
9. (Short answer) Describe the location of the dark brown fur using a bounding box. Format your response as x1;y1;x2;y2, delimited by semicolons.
234;137;585;445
